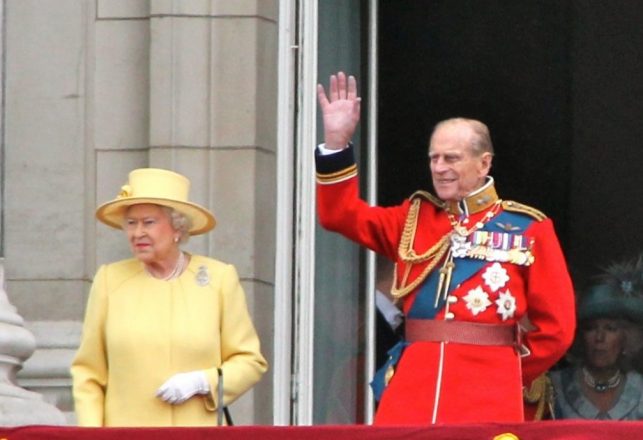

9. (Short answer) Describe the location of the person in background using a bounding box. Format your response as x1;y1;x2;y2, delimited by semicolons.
315;71;576;424
374;255;404;370
71;168;267;426
551;255;643;420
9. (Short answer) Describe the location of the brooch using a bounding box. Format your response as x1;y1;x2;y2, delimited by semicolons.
196;265;210;286
495;222;522;232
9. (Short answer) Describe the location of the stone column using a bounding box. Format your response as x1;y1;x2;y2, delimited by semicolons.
0;259;65;425
144;0;278;424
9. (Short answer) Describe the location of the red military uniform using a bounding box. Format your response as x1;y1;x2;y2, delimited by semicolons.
315;146;575;425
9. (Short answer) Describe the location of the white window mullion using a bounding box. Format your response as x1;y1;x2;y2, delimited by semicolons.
364;0;379;425
273;0;298;426
292;0;318;426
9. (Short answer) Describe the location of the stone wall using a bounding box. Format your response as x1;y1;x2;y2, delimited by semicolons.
3;0;277;425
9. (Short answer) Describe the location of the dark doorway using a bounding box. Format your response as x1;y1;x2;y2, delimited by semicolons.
376;1;643;288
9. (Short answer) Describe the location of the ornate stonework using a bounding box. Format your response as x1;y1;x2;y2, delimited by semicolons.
0;260;65;426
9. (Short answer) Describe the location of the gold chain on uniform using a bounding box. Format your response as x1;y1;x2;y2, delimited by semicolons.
391;198;452;299
390;197;503;299
447;199;503;237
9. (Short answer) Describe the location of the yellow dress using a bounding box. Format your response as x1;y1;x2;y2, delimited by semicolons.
71;254;268;426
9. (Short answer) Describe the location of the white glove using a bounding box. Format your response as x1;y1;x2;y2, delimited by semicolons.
156;371;210;405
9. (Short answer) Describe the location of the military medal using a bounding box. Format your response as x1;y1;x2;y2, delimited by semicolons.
463;286;492;316
450;233;470;258
495;290;516;321
453;224;469;236
452;229;535;267
495;222;522;232
482;263;509;292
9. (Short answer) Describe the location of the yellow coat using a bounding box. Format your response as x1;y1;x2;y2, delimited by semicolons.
71;255;268;426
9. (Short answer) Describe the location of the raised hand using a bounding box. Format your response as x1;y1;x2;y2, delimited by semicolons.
317;72;361;149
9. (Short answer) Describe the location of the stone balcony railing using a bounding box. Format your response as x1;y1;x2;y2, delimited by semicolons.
0;260;66;426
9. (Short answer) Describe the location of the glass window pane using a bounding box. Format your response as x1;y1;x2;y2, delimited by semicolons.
313;0;366;425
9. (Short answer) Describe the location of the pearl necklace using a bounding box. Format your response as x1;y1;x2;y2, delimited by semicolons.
146;251;186;281
582;367;622;393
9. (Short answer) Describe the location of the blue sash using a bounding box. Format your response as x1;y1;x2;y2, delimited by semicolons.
408;210;533;319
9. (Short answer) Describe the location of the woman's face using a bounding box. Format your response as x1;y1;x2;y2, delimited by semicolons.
582;318;626;370
124;204;179;266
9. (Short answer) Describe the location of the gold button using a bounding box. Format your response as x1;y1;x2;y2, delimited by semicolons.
493;434;520;440
384;365;395;385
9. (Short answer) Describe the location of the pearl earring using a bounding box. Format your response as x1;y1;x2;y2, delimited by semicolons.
174;236;179;243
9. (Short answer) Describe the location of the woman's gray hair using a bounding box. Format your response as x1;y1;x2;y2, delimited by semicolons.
162;206;192;244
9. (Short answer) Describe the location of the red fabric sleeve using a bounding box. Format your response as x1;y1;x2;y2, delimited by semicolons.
521;218;576;385
317;174;409;261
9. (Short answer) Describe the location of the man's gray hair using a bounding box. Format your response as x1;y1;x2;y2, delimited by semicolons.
432;117;494;156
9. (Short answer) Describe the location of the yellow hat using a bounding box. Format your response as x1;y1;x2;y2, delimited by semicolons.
95;168;216;235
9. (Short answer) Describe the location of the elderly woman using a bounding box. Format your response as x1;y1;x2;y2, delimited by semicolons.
551;256;643;420
71;168;267;426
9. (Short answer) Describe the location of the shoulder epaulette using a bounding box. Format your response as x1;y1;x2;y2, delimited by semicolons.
502;200;547;221
409;190;444;208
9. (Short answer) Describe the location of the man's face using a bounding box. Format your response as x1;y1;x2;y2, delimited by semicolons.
428;123;492;202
